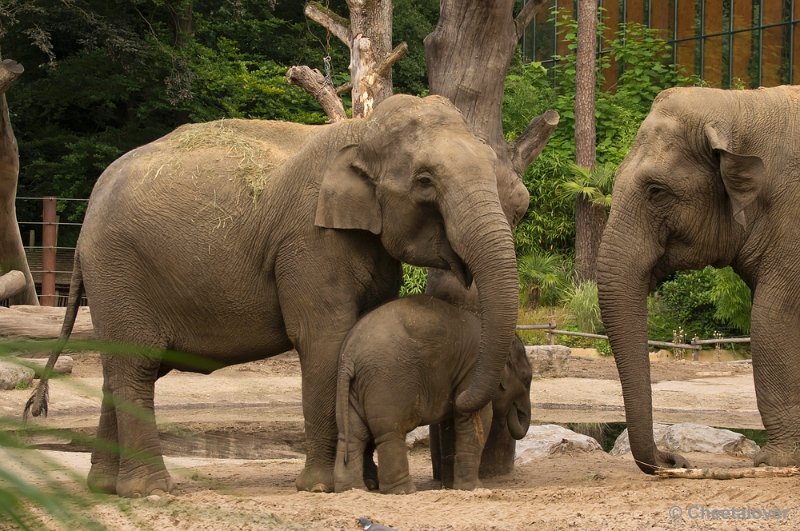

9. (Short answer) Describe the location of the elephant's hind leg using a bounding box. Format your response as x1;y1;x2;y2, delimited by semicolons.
334;407;370;493
98;340;172;497
375;432;415;494
87;372;120;494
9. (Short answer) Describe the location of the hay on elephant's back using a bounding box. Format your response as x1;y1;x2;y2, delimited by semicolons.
170;120;289;193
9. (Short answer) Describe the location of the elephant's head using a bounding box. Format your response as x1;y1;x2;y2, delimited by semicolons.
315;94;519;413
597;87;766;473
493;335;532;440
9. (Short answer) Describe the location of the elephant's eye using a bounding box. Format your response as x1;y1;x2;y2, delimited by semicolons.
646;183;671;204
416;174;433;187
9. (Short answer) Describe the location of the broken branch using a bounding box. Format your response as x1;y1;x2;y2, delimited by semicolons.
511;109;560;173
375;42;408;78
0;270;26;301
305;1;351;48
286;65;347;122
0;59;24;94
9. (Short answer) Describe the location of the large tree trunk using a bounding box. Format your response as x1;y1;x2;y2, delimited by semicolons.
0;59;37;306
573;0;606;283
424;0;557;478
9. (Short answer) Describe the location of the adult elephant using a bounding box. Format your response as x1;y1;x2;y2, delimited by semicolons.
597;85;800;474
26;94;519;497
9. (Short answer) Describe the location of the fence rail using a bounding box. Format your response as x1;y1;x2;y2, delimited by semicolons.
517;322;751;360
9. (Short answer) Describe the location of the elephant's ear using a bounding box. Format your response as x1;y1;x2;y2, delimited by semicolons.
314;144;382;234
704;124;765;228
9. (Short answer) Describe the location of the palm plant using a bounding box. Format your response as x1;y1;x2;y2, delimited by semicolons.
517;250;571;309
558;161;616;208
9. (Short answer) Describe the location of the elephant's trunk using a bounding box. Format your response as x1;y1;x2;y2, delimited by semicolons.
443;186;519;413
506;395;531;440
597;223;661;474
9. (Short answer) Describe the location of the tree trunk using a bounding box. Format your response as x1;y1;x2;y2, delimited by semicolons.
0;59;37;306
424;0;556;478
573;0;606;283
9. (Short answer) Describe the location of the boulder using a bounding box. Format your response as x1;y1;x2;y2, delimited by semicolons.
406;426;429;449
515;424;603;464
21;356;74;377
526;345;570;378
0;358;35;390
611;423;760;458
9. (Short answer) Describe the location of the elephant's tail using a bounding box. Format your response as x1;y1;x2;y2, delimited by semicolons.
23;249;85;421
336;351;355;466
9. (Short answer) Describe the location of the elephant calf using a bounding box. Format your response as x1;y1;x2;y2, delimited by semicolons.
334;295;532;494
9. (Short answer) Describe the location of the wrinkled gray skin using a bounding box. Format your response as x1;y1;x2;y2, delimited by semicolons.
334;296;532;494
30;95;519;497
597;85;800;474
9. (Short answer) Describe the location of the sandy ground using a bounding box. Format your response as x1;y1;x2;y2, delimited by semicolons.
1;352;798;530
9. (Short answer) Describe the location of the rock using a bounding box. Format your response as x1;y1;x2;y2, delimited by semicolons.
526;345;570;378
20;356;74;377
0;359;35;390
406;426;429;449
611;423;760;458
515;424;603;464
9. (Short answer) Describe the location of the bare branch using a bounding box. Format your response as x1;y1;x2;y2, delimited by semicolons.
0;59;24;94
286;65;347;122
514;0;549;40
656;466;800;480
511;109;560;173
335;81;353;95
375;42;408;78
305;1;351;48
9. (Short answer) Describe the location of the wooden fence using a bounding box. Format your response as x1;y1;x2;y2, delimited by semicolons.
517;323;750;360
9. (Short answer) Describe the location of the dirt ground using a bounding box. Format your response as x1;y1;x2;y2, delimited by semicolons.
1;351;798;530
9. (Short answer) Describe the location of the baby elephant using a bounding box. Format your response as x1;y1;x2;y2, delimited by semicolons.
334;295;532;494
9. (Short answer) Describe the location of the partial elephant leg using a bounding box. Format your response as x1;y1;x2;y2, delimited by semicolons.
374;431;415;494
429;422;442;481
333;404;370;492
293;327;353;492
750;290;800;467
452;405;492;490
106;351;172;497
479;415;517;478
87;366;119;494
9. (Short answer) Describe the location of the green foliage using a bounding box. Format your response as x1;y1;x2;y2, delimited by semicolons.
558;161;615;208
647;266;751;341
517;250;572;308
399;264;427;296
563;280;603;334
503;10;693;258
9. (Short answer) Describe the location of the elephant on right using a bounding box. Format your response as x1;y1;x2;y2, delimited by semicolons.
597;85;800;474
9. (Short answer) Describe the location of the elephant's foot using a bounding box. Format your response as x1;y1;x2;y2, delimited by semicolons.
452;477;481;491
116;467;173;498
87;464;118;495
754;443;800;467
296;463;334;493
379;476;416;495
363;456;379;491
334;477;368;493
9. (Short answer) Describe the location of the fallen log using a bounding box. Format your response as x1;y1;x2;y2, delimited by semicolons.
656;466;800;480
0;270;26;301
0;305;94;340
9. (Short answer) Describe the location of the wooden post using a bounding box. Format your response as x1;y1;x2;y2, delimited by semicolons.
40;197;57;306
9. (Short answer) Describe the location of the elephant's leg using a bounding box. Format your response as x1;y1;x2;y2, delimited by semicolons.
107;352;172;497
87;368;119;494
374;431;415;494
452;406;492;490
334;406;370;492
293;327;353;492
750;294;800;467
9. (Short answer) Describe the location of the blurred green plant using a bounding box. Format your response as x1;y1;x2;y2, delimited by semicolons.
517;250;572;308
399;264;427;296
563;280;603;334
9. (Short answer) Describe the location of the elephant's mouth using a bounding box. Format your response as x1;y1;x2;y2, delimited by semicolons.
445;252;473;289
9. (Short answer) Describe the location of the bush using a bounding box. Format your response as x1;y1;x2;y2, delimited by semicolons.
517;250;572;308
563;280;603;334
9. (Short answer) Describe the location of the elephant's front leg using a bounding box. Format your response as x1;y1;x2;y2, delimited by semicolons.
294;328;352;492
751;293;800;467
106;354;172;497
452;405;492;490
